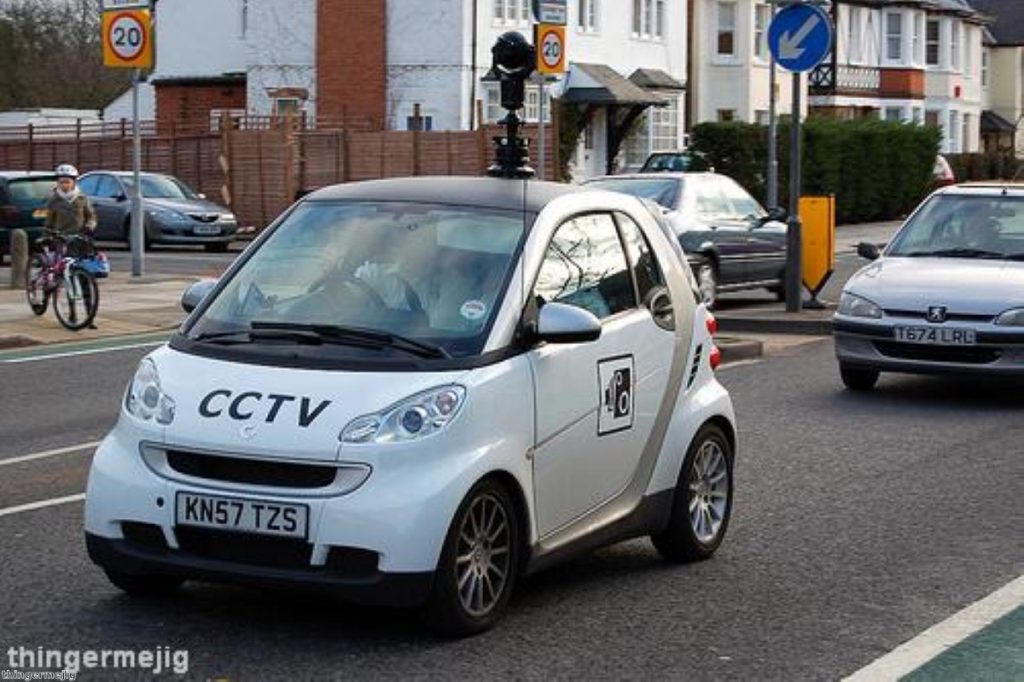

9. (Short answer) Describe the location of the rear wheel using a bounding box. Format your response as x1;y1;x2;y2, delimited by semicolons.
25;253;49;316
104;569;183;596
422;479;520;637
652;423;733;563
840;364;879;391
53;268;99;331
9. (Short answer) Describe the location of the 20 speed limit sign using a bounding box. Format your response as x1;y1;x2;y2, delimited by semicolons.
535;24;566;75
102;9;153;68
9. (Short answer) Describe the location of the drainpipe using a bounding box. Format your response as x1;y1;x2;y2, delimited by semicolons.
470;0;478;129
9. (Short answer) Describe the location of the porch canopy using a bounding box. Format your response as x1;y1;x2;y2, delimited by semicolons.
558;63;677;174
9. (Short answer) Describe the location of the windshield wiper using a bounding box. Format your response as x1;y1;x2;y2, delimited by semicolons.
901;248;1005;259
206;321;449;359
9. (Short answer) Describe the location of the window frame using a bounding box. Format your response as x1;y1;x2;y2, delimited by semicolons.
884;11;904;64
926;18;941;67
716;0;737;59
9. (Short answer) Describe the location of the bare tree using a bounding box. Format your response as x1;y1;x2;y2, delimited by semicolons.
0;0;133;110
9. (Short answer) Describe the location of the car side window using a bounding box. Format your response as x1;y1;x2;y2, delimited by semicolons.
616;212;667;301
534;213;636;320
96;176;123;199
78;175;99;196
719;177;764;221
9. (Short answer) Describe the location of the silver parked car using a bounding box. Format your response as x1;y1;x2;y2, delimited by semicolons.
79;171;237;252
834;183;1024;390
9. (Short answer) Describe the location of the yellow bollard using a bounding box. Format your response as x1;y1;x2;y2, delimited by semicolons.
9;229;28;290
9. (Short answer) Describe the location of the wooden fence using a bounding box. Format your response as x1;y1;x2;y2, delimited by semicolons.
0;114;556;229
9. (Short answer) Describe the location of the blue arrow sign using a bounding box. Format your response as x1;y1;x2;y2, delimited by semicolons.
769;3;833;73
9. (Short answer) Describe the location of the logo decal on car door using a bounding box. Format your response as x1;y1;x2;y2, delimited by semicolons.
598;355;634;436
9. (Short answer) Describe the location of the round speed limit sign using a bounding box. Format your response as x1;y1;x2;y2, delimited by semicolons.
536;24;566;75
102;9;153;68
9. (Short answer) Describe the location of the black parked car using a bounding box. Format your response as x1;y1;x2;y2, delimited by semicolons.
78;171;237;252
585;173;787;308
0;171;55;262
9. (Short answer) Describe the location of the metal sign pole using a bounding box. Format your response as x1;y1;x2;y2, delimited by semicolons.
538;79;546;180
130;69;144;277
785;72;802;313
767;8;779;209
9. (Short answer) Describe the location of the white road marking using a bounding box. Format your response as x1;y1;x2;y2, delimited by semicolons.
3;340;163;364
0;493;86;519
843;574;1024;681
0;441;101;467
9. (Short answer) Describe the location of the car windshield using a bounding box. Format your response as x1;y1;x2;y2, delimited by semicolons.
119;175;195;199
7;178;54;204
585;178;681;210
187;201;527;359
641;153;709;173
888;194;1024;259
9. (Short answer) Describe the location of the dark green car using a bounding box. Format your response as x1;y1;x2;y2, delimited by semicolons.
0;172;56;262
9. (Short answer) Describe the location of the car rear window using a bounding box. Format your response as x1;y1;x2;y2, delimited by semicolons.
586;178;681;210
7;178;53;204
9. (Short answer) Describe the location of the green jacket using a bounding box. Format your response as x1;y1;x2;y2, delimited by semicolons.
44;190;97;236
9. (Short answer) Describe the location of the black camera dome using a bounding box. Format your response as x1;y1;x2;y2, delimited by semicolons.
492;31;535;78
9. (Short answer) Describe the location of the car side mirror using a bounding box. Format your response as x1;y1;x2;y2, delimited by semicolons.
535;302;602;344
197;193;207;200
181;278;217;313
763;206;788;224
857;242;881;261
116;193;127;202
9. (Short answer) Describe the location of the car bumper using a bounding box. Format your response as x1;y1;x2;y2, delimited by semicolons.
833;317;1024;376
154;231;236;245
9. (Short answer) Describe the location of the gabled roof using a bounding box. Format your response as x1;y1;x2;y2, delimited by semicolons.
966;0;1024;45
628;68;686;91
981;110;1016;133
559;63;668;106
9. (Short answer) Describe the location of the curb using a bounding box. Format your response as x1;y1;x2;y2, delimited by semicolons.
717;336;764;364
716;316;834;336
0;334;41;350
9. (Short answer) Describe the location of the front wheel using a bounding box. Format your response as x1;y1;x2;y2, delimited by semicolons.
840;365;879;391
25;253;49;316
53;268;99;331
421;479;520;637
652;423;733;563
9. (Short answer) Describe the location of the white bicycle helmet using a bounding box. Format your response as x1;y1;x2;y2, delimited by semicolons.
55;163;79;179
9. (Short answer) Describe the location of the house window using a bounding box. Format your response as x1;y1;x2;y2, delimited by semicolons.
485;86;504;123
848;7;861;63
494;0;505;21
925;110;940;128
632;0;642;34
273;98;301;117
631;0;663;39
951;21;960;70
717;109;735;122
911;107;923;125
982;49;989;86
964;26;972;74
655;0;665;38
494;0;528;24
885;12;903;62
949;110;960;152
926;19;940;66
578;0;600;31
524;86;551;122
963;113;971;152
651;97;679;151
717;1;736;57
754;3;770;61
884;107;903;123
240;0;249;38
521;0;530;21
406;115;433;132
912;13;923;65
755;109;769;125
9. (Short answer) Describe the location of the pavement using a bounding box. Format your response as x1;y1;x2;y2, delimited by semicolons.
1;336;1020;680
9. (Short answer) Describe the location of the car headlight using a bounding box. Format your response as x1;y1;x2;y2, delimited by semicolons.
220;213;237;223
340;385;466;444
125;358;176;424
147;207;187;223
837;292;883;319
995;308;1024;326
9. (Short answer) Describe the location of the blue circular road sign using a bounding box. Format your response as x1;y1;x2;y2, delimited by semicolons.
769;3;833;73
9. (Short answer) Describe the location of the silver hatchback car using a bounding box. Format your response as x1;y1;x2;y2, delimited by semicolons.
834;184;1024;390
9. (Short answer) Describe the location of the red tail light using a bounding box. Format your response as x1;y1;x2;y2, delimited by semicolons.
709;345;722;370
706;313;718;336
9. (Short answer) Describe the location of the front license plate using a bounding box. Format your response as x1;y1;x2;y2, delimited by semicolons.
175;492;308;538
32;209;48;219
894;326;976;345
193;224;221;236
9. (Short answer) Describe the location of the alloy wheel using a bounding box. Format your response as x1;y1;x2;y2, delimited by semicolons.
454;492;512;618
688;439;729;543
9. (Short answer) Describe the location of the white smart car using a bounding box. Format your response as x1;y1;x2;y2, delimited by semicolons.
85;176;736;635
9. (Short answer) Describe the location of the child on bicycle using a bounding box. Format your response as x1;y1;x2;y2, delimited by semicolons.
43;164;99;328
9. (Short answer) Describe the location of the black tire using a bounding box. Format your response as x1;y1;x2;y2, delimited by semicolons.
204;242;230;253
840;364;880;391
124;220;152;250
421;478;521;637
695;258;719;310
25;253;49;316
53;268;99;331
769;285;785;301
104;569;183;596
652;423;734;563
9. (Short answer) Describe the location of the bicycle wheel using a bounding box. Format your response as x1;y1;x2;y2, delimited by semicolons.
53;268;99;331
24;253;49;316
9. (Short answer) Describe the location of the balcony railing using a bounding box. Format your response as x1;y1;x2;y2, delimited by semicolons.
810;64;881;95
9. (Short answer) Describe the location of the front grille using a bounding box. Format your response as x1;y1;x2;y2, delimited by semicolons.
874;341;1002;365
122;522;168;551
883;309;994;323
175;527;312;569
166;450;337;489
188;213;219;223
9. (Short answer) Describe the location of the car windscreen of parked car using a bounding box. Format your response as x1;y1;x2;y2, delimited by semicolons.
887;194;1024;259
187;201;527;358
119;175;197;200
585;177;681;210
6;178;54;203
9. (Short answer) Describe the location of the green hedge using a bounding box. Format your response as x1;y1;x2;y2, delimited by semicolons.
690;119;941;224
945;152;1020;182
